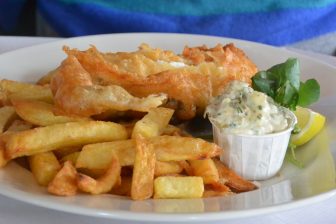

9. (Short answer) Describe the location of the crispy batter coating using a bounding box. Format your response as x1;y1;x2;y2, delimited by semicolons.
51;43;257;119
50;55;167;117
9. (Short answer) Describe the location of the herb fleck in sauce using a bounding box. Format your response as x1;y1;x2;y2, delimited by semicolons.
205;81;291;135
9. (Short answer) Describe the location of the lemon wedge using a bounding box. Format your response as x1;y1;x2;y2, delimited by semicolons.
291;107;326;146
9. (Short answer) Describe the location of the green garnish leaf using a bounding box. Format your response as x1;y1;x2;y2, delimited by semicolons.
252;58;320;110
298;79;320;107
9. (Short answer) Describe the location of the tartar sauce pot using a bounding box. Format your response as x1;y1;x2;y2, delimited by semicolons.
206;81;297;180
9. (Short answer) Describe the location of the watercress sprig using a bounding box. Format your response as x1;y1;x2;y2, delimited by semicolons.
251;58;320;110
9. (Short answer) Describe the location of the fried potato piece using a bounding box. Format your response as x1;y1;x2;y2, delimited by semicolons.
76;140;134;169
12;99;90;126
153;136;221;162
29;152;61;186
189;159;219;184
178;160;193;176
0;120;33;167
162;124;190;137
6;120;33;132
0;79;53;104
54;146;81;158
203;190;232;198
0;106;17;133
111;176;132;196
154;161;183;177
154;176;204;199
131;136;155;200
213;159;257;192
131;107;174;138
60;151;80;164
50;56;167;117
0;136;8;167
5;121;128;159
203;182;232;197
77;157;121;194
76;136;221;169
47;161;77;196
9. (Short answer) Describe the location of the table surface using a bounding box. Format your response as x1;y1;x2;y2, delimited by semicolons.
0;36;335;224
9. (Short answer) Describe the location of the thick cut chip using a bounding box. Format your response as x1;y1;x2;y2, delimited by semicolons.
12;99;90;126
203;182;232;197
0;106;17;133
131;107;174;138
0;79;53;104
154;161;183;177
29;152;61;186
5;121;128;159
6;120;33;132
76;136;221;170
189;159;219;184
76;140;134;169
0;137;8;167
178;160;193;176
154;176;204;199
47;161;77;196
152;136;221;162
213;159;257;192
77;157;121;194
60;151;80;164
131;136;156;200
111;176;132;196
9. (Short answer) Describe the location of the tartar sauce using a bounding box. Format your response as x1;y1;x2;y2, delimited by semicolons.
205;81;291;135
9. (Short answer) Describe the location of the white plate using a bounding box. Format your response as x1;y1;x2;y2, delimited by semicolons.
0;33;335;222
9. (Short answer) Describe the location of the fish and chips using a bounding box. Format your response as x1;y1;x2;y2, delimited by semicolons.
0;43;257;200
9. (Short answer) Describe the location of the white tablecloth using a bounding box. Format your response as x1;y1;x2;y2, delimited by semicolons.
0;36;335;224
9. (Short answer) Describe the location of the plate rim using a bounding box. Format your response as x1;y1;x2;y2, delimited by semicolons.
0;32;335;221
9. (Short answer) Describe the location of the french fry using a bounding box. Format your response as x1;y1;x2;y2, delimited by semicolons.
131;136;156;200
203;182;232;197
77;157;121;194
12;99;90;126
177;160;193;176
0;106;17;133
47;161;77;196
189;159;219;184
203;190;232;198
6;120;33;132
29;152;61;186
152;136;221;162
110;176;132;196
0;79;53;104
76;136;221;170
78;168;106;178
0;138;7;167
154;161;183;177
131;107;174;138
154;176;204;199
76;140;134;169
54;146;81;158
5;121;128;159
60;151;80;164
162;124;190;136
213;159;257;192
0;120;32;167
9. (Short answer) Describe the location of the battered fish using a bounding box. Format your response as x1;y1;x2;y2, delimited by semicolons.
51;43;258;119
